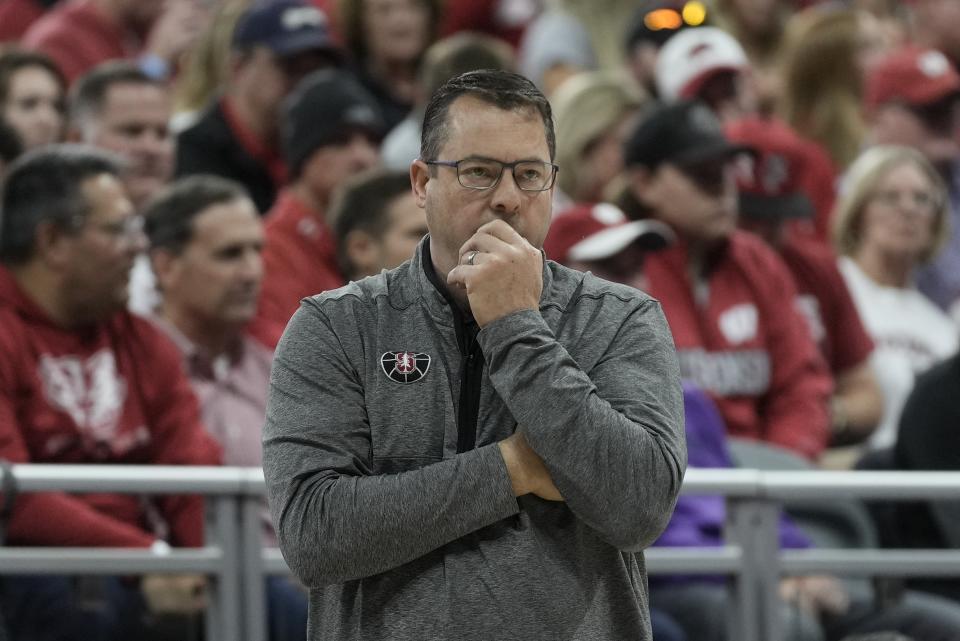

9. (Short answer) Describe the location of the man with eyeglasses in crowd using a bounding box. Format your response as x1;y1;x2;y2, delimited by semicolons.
261;69;685;641
0;145;221;640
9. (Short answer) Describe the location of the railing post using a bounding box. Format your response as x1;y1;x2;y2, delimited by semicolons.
205;495;242;641
725;498;781;641
241;493;268;641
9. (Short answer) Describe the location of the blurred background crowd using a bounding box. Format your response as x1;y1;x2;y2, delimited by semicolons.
2;0;960;640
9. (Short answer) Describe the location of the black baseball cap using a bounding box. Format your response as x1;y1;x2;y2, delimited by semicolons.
233;0;342;60
623;100;752;169
282;70;386;177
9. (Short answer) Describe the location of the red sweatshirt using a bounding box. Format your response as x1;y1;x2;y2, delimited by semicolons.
643;231;832;459
21;0;138;85
0;267;222;548
779;237;874;375
251;189;344;348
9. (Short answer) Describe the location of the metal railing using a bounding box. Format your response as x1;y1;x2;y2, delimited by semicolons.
4;465;960;641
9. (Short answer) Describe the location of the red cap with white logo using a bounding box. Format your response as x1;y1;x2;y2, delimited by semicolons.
865;46;960;111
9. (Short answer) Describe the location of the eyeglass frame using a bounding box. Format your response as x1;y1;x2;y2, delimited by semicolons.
869;188;941;214
423;157;560;192
69;213;146;245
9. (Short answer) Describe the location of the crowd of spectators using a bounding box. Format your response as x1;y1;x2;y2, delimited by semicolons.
2;0;960;639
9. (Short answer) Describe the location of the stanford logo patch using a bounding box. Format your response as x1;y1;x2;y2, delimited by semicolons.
380;351;431;383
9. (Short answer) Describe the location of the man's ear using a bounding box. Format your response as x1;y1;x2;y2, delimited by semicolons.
34;220;75;270
627;165;653;202
149;248;180;292
344;229;379;280
410;159;430;208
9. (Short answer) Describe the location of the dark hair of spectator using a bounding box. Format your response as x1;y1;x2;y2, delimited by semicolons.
0;48;67;109
143;174;251;255
330;169;412;278
418;32;515;100
0;144;121;265
419;69;555;162
69;61;161;130
338;0;442;64
0;117;23;165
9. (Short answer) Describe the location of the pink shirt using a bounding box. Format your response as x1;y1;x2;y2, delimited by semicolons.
151;319;276;543
151;318;272;467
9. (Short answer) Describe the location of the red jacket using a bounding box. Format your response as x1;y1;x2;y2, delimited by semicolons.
779;237;873;375
21;0;137;84
644;231;832;458
0;0;45;43
0;267;221;547
251;190;344;347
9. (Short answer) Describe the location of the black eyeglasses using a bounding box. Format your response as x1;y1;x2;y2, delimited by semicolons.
424;158;559;192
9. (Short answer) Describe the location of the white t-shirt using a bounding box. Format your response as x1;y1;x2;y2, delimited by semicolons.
840;257;959;449
128;253;159;317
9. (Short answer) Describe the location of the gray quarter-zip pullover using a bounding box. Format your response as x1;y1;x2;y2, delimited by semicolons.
263;239;686;640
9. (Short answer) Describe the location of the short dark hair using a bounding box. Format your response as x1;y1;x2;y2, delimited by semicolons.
0;48;66;108
419;32;515;100
143;174;250;255
420;69;555;162
70;61;162;134
0;144;121;265
331;169;414;278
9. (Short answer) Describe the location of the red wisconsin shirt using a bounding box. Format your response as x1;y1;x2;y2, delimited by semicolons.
779;237;874;375
644;231;832;459
22;0;138;84
0;268;221;548
251;189;344;348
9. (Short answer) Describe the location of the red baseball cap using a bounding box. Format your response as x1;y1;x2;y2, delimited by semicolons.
865;47;960;111
724;117;814;220
544;203;674;264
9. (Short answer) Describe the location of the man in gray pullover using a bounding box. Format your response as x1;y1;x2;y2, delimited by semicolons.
262;69;686;640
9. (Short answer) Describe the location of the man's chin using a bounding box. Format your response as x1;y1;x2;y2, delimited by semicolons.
126;176;169;208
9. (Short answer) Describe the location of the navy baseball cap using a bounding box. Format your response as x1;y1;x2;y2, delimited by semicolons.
233;0;342;60
623;100;751;169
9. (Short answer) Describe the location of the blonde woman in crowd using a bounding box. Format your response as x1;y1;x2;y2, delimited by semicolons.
171;0;252;133
778;5;891;171
834;145;957;451
551;71;649;210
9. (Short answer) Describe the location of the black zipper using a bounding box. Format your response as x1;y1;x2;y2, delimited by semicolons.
456;333;484;453
421;242;485;454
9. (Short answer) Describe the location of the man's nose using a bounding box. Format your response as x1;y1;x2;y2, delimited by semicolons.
489;167;523;213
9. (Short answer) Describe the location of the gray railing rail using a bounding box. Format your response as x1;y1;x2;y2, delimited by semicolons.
4;465;960;641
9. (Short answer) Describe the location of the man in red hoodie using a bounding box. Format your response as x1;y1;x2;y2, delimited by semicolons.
0;145;221;639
